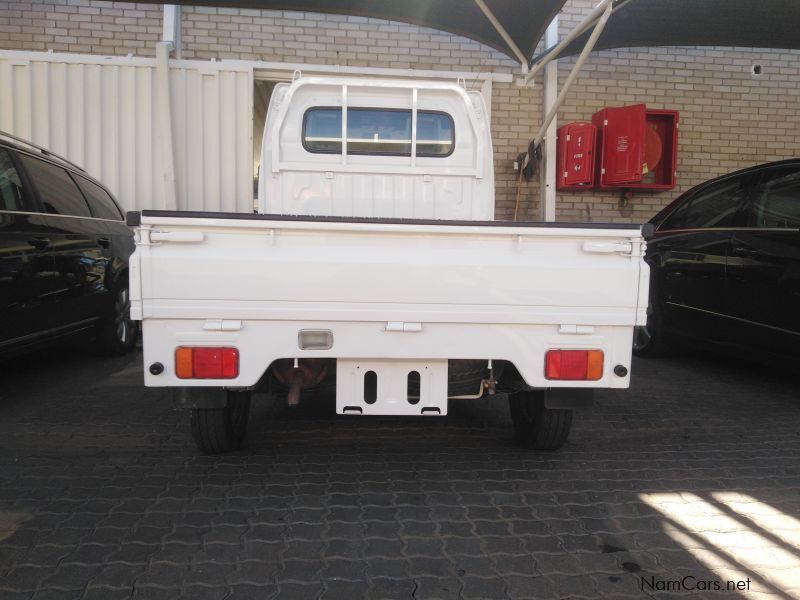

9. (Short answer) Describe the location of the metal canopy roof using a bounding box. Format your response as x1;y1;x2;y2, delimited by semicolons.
539;0;800;63
118;0;800;68
136;0;566;64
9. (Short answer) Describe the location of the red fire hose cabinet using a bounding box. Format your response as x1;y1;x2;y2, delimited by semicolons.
556;122;597;190
592;104;679;190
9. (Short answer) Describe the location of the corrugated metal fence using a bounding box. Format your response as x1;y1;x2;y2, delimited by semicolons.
0;51;253;213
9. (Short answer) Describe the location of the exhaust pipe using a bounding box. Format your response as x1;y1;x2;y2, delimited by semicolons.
287;368;305;407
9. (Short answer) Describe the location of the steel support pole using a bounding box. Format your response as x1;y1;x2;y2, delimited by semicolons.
532;0;613;151
525;0;614;84
162;4;181;58
473;0;529;71
540;16;559;222
155;41;178;210
156;5;181;210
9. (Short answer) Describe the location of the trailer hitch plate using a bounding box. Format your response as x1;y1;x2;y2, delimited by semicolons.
336;359;448;416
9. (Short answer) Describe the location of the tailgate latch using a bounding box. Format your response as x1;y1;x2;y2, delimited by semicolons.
582;240;633;255
137;227;205;245
385;321;423;333
203;319;242;331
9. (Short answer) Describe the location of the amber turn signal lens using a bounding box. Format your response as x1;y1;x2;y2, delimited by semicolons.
586;350;604;380
545;349;604;381
175;347;194;379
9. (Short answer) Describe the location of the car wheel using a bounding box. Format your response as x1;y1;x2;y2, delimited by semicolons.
633;301;670;358
190;390;251;454
508;390;572;451
97;279;139;356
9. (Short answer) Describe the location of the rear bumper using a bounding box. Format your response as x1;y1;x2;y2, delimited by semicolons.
141;318;634;390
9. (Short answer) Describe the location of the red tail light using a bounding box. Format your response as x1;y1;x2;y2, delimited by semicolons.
545;350;603;381
175;347;239;379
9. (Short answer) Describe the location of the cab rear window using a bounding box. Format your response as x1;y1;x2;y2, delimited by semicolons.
303;107;454;157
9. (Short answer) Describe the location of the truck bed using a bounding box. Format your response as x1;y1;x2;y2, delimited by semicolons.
129;211;649;391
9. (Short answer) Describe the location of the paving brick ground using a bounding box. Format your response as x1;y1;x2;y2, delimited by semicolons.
1;343;799;599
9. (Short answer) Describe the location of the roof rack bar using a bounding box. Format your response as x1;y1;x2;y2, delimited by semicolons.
0;130;86;173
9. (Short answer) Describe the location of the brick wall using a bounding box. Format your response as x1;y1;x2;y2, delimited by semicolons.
556;1;800;223
1;0;798;223
0;1;163;55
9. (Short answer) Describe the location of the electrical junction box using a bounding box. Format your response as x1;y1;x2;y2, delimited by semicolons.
593;104;679;190
556;122;596;190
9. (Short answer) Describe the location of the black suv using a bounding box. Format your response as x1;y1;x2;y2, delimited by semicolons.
0;132;137;358
634;159;800;365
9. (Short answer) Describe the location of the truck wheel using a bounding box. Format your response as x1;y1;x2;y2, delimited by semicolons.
96;279;139;356
633;301;670;358
508;390;572;451
190;390;251;454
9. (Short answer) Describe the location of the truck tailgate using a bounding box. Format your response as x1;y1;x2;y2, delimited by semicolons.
130;212;649;389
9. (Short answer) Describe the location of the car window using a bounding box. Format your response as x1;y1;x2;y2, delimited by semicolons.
660;176;748;230
746;166;800;229
17;154;92;218
74;175;123;221
303;107;454;157
0;148;27;212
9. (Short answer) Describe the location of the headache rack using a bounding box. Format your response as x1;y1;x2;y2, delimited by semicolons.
0;130;86;173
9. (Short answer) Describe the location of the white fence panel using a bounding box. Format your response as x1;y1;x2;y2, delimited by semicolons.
0;51;253;214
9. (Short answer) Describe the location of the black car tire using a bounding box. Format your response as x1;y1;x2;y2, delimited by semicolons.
96;279;139;356
508;390;572;451
633;300;671;358
190;390;251;454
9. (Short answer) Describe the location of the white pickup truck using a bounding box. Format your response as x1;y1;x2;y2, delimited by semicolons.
128;76;650;454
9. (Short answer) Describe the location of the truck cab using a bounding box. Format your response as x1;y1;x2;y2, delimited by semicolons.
259;77;494;220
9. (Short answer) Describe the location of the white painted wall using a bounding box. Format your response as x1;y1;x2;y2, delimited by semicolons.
0;50;253;213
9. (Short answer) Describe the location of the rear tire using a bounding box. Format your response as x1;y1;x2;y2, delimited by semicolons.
190;390;251;454
96;279;139;356
508;390;572;451
633;300;670;358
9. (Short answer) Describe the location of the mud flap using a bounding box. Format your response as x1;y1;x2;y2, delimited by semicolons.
543;388;594;410
173;387;227;409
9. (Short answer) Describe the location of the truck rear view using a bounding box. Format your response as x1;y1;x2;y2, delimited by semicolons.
129;76;650;453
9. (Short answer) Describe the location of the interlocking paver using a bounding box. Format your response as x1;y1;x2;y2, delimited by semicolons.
227;583;278;600
273;581;323;599
83;588;136;600
1;347;799;599
414;575;462;599
459;575;509;599
129;587;179;600
368;576;416;599
30;591;83;600
365;557;409;579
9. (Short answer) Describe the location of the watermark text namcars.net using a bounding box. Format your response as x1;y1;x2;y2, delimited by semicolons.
642;575;752;593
